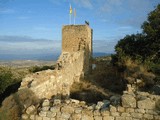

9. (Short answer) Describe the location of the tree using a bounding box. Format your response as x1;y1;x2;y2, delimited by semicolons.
141;4;160;62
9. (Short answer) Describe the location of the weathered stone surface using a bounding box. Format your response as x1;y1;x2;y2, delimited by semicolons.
30;114;35;120
61;105;74;113
93;110;101;116
70;99;80;104
116;116;126;120
81;114;94;120
94;116;102;120
96;101;104;110
50;106;60;113
22;114;28;119
134;108;145;114
42;99;50;107
61;112;70;119
154;115;160;120
26;105;36;114
75;107;82;114
35;115;43;120
137;98;155;109
53;99;61;105
46;111;56;118
145;109;158;115
42;106;50;111
126;108;134;113
111;112;120;117
143;114;153;119
71;113;81;120
101;110;110;116
42;117;50;120
121;113;131;117
117;106;125;112
103;116;114;120
121;94;136;108
110;105;117;112
131;113;143;119
39;111;47;117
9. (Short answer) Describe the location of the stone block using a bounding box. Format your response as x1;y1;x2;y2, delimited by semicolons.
42;99;50;107
42;106;50;111
121;113;131;117
21;114;28;119
121;94;136;108
137;98;155;109
70;99;80;104
53;99;61;105
110;105;117;112
134;108;145;114
81;114;94;120
103;116;114;120
143;114;153;119
39;111;47;117
71;113;81;120
61;112;71;119
42;117;50;120
131;113;143;119
117;106;125;112
101;110;110;116
94;116;102;120
26;105;36;114
30;114;35;120
35;115;43;120
125;117;133;120
154;115;160;120
50;106;60;113
145;109;158;115
75;107;82;113
126;108;134;113
46;111;56;118
61;105;74;114
111;112;120;117
93;110;101;116
115;117;126;120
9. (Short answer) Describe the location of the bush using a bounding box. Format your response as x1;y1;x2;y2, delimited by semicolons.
29;65;55;73
0;67;14;94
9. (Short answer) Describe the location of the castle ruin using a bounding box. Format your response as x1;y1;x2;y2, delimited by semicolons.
19;25;93;99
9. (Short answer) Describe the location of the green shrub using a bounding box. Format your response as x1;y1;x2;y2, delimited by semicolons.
0;67;14;94
29;65;55;73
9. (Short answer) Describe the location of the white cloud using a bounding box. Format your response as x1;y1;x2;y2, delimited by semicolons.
0;8;15;14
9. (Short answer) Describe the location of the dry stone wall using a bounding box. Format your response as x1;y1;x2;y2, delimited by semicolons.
22;89;160;120
19;51;85;99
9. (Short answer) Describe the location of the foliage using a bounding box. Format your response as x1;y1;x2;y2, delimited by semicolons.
29;65;55;73
0;67;14;94
112;4;160;71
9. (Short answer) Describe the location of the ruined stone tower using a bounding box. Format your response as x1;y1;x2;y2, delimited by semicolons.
62;25;93;75
19;24;93;99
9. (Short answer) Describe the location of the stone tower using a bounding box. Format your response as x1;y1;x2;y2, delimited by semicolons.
62;25;93;75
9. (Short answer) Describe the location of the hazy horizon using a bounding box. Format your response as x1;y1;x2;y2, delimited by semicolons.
0;0;159;60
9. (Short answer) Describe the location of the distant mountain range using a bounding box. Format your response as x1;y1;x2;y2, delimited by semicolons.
0;52;113;61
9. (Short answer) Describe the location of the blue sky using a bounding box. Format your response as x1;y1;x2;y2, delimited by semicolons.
0;0;159;60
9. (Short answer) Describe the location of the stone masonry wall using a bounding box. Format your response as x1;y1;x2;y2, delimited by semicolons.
62;25;92;75
22;89;160;120
19;51;85;99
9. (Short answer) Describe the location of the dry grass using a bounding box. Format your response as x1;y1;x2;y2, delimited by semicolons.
0;89;39;120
